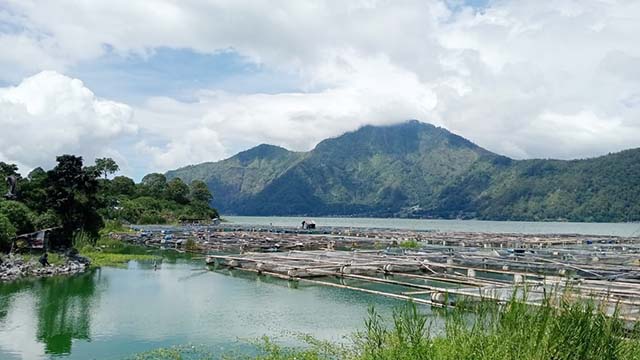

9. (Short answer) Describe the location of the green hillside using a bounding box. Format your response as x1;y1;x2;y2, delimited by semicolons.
166;120;640;222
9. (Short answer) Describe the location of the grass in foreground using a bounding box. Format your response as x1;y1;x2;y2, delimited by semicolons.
129;294;640;360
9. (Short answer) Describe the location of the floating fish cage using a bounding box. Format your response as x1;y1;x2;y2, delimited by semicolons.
207;245;640;320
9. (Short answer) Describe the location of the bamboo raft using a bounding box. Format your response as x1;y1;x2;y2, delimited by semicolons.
206;247;640;320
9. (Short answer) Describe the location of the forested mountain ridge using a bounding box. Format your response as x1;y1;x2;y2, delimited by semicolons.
166;120;640;222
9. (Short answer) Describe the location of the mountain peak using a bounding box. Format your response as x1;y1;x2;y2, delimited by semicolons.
235;144;293;163
165;121;640;221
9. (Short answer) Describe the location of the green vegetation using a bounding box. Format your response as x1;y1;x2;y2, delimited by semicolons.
0;214;16;248
82;251;159;268
79;236;160;267
0;154;218;253
168;120;640;222
398;240;420;249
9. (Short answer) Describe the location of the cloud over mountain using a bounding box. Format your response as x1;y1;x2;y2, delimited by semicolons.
0;1;639;177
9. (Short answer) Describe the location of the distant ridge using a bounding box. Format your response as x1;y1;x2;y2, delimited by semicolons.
167;120;640;222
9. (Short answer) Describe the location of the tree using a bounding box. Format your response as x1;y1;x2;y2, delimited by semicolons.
0;214;16;250
165;178;190;204
189;180;212;205
110;176;136;196
33;210;61;230
94;158;119;179
0;200;34;235
46;155;103;246
0;162;19;177
19;167;49;213
139;173;167;198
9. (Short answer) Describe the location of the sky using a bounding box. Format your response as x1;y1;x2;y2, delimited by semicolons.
0;0;639;180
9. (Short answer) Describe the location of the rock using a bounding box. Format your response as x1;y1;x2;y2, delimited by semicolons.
0;253;89;282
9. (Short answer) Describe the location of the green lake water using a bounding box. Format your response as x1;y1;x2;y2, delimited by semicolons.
0;258;404;360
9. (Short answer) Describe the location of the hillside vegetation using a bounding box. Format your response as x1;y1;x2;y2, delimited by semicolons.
167;120;640;222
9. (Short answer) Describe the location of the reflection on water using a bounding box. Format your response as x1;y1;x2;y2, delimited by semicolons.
0;269;104;358
0;260;402;359
35;270;102;354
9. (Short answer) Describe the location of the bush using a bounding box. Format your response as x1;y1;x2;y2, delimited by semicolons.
33;210;61;229
0;214;16;250
399;239;420;249
0;200;34;235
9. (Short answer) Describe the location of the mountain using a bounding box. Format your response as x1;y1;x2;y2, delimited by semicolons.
166;120;640;222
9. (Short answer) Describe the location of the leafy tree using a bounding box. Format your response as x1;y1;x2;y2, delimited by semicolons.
0;200;34;235
110;176;136;196
0;214;16;250
165;178;190;204
94;158;119;179
139;173;167;198
0;162;19;177
46;155;103;246
19;167;49;213
189;180;212;205
33;210;61;230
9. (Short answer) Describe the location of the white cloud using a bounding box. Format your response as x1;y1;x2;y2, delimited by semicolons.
1;0;640;176
0;71;137;173
134;53;438;171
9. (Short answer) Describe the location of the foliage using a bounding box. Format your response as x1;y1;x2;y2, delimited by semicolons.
93;157;119;179
33;210;62;229
139;173;168;198
166;178;190;204
167;121;640;222
0;155;218;252
0;214;16;250
398;239;420;249
72;230;95;248
189;180;213;205
126;344;214;360
0;200;34;234
100;219;132;235
79;236;160;267
81;252;160;268
45;155;103;246
109;175;137;196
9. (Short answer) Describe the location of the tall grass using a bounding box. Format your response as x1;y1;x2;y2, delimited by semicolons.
72;230;96;249
249;296;640;360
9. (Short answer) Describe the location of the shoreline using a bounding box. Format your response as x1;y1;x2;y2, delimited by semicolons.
0;255;90;282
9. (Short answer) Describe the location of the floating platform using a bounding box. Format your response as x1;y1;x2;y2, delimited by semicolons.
207;248;640;320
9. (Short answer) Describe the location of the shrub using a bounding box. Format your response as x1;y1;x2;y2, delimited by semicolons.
0;200;34;235
0;214;16;250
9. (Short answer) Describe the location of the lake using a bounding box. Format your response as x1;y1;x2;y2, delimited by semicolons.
225;216;640;236
0;258;403;360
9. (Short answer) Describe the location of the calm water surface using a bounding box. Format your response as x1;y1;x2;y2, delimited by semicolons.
0;259;402;359
226;216;640;236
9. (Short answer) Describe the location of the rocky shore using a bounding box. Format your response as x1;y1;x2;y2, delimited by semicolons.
0;255;90;282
